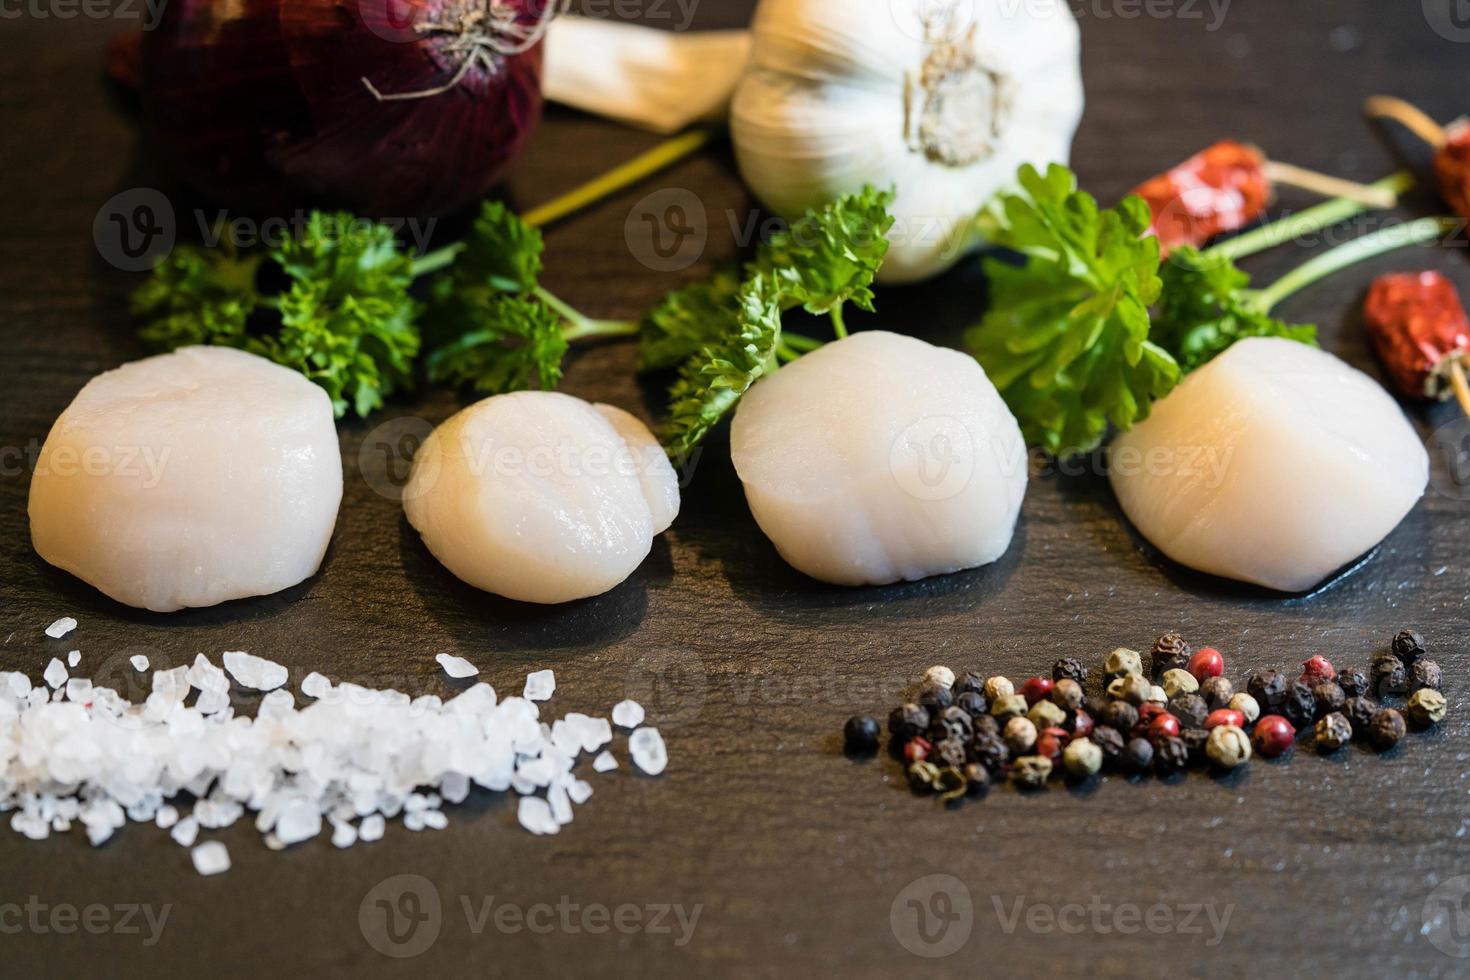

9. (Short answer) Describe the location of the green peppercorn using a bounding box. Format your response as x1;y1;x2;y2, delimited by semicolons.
1205;724;1251;769
1368;707;1407;750
1052;657;1088;685
1153;735;1189;775
1281;681;1317;729
1121;737;1154;774
937;766;969;806
1161;668;1199;699
1108;674;1152;706
1199;676;1235;710
929;705;974;744
1391;629;1426;664
1411;659;1443;692
1151;632;1192;677
1100;700;1139;732
955;690;989;719
1105;648;1144;679
1003;716;1038;755
1312;681;1346;718
1371;654;1407;698
1092;725;1125;766
1337;669;1370;698
990;693;1027;722
1027;699;1066;730
1408;689;1448;727
1168;693;1208;729
983;676;1014;701
1314;712;1352;753
1062;737;1104;778
889;703;930;743
1247;669;1287;710
1342;696;1378;736
1051;678;1084;711
1228;692;1260;724
969;732;1009;772
907;760;942;793
1010;755;1053;789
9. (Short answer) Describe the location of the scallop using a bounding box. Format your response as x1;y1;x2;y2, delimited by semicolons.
1110;337;1428;593
403;391;679;604
730;331;1027;586
28;346;342;612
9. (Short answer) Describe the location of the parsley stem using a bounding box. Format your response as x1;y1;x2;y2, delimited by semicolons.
782;332;823;352
408;244;463;278
829;305;848;339
1205;171;1414;262
520;129;718;230
534;286;637;342
1248;215;1458;313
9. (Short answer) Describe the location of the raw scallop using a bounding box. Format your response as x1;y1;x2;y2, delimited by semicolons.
403;391;678;604
1109;337;1428;593
730;331;1027;585
28;346;342;612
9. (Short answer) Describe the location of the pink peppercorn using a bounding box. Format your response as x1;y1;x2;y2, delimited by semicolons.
1299;655;1336;687
1069;709;1094;740
1036;727;1068;760
1187;647;1225;682
1131;703;1167;740
1204;709;1245;730
1148;714;1182;741
1252;715;1296;757
903;737;932;764
1021;676;1054;707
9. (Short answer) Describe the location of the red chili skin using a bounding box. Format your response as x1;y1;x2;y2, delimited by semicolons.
1435;126;1470;223
1363;271;1470;399
1204;709;1245;730
1133;140;1271;255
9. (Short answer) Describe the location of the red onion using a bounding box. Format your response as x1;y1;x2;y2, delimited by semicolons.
135;0;548;217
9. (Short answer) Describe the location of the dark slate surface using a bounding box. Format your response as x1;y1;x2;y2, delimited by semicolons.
2;2;1470;977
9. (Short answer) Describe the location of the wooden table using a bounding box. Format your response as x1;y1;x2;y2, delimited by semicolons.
2;2;1468;976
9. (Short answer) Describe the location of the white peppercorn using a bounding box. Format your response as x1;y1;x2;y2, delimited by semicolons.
923;665;956;691
1407;688;1447;727
1205;724;1251;769
1161;668;1199;699
1010;755;1052;789
1147;685;1168;706
1314;712;1352;752
1062;737;1104;778
1003;716;1038;755
1028;699;1067;730
984;676;1015;701
1228;692;1260;725
1104;648;1144;679
990;693;1027;722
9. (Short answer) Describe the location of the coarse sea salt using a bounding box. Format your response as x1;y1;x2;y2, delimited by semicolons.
67;650;80;668
1;648;666;871
436;653;479;679
45;617;77;639
130;655;150;672
611;699;644;729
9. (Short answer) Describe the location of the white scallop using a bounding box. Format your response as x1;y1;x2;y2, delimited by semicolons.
1109;337;1428;593
28;346;342;612
730;331;1027;585
403;392;678;604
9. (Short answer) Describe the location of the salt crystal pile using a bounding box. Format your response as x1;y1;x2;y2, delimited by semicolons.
0;649;665;875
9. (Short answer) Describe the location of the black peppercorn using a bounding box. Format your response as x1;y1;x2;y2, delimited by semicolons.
1411;659;1443;692
1052;657;1088;685
933;737;968;769
1181;728;1210;764
1121;737;1154;774
888;703;930;743
1198;675;1234;710
1092;725;1125;766
928;706;974;744
1342;696;1378;736
843;715;881;753
1153;735;1189;775
971;713;999;738
918;682;954;712
1338;669;1370;699
1371;654;1407;698
962;762;990;796
1151;632;1191;677
968;732;1009;773
1247;669;1287;710
1100;700;1139;733
1391;629;1426;664
1168;693;1209;729
955;690;989;719
1281;681;1317;729
953;671;986;696
1368;707;1407;750
1312;681;1346;718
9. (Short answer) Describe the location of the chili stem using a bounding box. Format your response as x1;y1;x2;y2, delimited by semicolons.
521;129;717;229
1262;161;1398;209
1364;95;1448;149
1207;171;1415;262
1247;215;1458;313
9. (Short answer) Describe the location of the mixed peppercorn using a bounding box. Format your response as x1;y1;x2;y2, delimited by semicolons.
843;629;1449;803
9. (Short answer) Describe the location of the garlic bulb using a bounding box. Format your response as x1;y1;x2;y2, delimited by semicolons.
731;0;1084;283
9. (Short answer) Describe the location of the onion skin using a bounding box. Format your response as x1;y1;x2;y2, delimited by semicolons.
139;0;545;218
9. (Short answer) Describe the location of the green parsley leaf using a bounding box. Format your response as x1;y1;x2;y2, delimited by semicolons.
966;163;1179;456
424;294;569;394
751;189;894;316
1151;246;1317;372
636;266;742;371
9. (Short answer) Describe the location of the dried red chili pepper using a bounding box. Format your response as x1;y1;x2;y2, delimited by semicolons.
1433;124;1470;222
1362;271;1470;408
1133;141;1271;255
